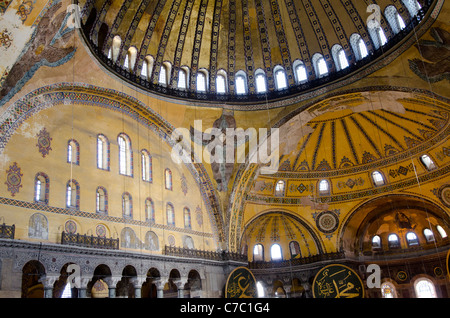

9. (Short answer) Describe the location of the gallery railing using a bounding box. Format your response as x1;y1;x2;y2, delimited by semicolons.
164;245;247;263
61;231;119;250
0;223;15;239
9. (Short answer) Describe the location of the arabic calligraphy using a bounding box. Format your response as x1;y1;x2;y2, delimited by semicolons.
312;264;364;298
225;267;257;298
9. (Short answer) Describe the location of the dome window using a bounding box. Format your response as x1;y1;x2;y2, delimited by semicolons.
235;70;247;95
274;66;287;90
436;225;447;238
216;74;226;94
270;243;282;261
275;180;285;196
420;154;436;171
372;235;381;248
406;232;419;246
371;171;385;186
423;228;434;242
318;179;330;195
293;61;308;83
388;233;400;248
253;244;264;261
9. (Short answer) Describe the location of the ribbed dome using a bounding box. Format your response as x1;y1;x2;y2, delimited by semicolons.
78;0;431;104
241;212;321;261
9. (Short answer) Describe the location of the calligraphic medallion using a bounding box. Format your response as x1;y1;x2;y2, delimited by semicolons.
312;264;364;298
225;266;257;298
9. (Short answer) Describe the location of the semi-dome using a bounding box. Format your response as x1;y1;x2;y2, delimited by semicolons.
78;0;432;105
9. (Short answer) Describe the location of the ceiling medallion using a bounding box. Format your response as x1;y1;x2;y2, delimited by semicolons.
313;210;340;235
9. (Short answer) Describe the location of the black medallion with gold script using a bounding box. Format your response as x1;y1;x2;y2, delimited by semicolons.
225;266;257;298
312;264;365;298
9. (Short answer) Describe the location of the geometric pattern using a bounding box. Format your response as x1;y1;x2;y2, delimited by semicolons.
5;162;22;196
36;127;52;157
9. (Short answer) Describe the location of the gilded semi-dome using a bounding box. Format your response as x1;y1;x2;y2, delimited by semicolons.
77;0;432;105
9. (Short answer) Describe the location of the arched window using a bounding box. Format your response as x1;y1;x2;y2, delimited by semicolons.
414;278;437;298
145;198;155;223
184;207;191;229
177;67;189;90
385;6;406;34
118;133;132;176
166;203;175;226
275;180;285;196
66;180;79;209
141;55;154;80
274;66;287;90
423;228;434;242
420;154;436;170
34;173;49;204
289;241;301;258
96;187;107;214
165;168;172;190
436;225;447;238
110;35;121;63
372;235;381;248
67;139;79;165
122;192;132;218
141;150;152;182
196;69;208;92
350;34;369;61
406;232;419;246
331;45;349;71
216;72;227;94
402;0;421;18
97;134;109;170
124;46;137;70
270;243;282;261
255;69;267;93
293;60;308;83
381;282;397;298
312;53;328;78
318;179;330;195
388;233;400;248
235;70;247;95
253;244;264;262
372;171;385;186
159;64;168;86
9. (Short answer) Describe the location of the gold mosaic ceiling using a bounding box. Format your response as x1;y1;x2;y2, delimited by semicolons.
78;0;430;102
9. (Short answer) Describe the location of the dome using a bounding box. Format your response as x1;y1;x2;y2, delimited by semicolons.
78;0;432;105
241;212;321;262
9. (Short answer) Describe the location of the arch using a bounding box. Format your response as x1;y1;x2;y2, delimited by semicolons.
406;231;419;246
141;149;152;182
177;66;189;90
253;243;264;262
275;180;285;196
21;260;45;298
293;60;308;83
371;170;385;186
419;154;436;171
185;270;202;298
145;198;155;223
381;280;397;298
145;231;159;251
184;207;191;229
196;69;208;92
122;192;132;218
331;44;349;71
116;265;137;298
166;203;175;226
141;55;154;79
158;61;171;86
388;233;400;248
401;0;422;18
349;33;368;61
67;139;80;165
125;46;137;70
165;168;172;190
110;35;122;63
97;134;110;170
318;179;330;195
254;68;267;93
118;133;133;176
66;179;80;209
270;243;283;261
34;172;49;204
311;53;328;78
96;186;108;214
273;65;288;90
385;5;406;34
414;276;437;298
216;69;227;94
235;70;247;95
28;213;48;240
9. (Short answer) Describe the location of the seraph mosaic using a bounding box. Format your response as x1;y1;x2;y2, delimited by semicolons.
0;1;76;107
